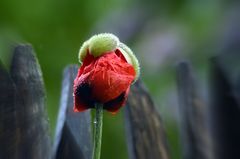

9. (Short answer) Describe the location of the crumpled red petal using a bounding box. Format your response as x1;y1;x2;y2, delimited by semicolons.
73;51;95;112
90;52;135;102
73;50;135;113
73;82;94;112
103;87;130;114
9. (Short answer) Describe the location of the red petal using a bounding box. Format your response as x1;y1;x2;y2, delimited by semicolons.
90;52;135;102
73;96;88;112
73;82;95;112
73;53;96;112
103;87;130;114
115;49;128;62
77;51;95;77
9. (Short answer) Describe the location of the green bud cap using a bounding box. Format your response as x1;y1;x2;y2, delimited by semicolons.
89;33;119;57
78;40;89;63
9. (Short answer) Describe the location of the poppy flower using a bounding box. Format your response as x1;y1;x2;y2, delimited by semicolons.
73;33;140;113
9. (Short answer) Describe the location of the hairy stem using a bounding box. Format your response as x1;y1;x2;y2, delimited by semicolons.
92;104;103;159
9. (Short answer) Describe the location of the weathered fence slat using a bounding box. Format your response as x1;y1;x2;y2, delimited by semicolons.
209;57;240;159
176;61;211;159
53;65;92;159
0;44;51;159
0;59;17;159
124;80;170;159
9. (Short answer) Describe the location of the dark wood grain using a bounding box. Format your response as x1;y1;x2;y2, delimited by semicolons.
124;80;170;159
0;44;51;159
176;61;212;159
52;65;92;159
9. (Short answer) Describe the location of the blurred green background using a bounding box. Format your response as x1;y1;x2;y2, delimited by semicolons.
0;0;237;158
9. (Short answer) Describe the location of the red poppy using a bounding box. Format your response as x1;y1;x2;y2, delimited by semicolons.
73;49;136;113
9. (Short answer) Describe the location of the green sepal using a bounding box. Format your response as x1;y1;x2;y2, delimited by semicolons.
89;33;119;57
119;43;140;81
78;40;89;63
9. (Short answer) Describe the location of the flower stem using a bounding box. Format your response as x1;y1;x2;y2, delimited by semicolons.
92;104;103;159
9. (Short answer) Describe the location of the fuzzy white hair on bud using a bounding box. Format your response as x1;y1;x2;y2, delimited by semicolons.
89;33;119;57
78;40;89;63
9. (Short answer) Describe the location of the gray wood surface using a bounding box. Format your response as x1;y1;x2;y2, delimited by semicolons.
52;65;92;159
124;80;170;159
0;44;51;159
176;62;212;159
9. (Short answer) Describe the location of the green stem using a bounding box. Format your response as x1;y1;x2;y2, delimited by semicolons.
92;104;103;159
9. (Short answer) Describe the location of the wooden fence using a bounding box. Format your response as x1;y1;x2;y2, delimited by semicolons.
0;44;239;159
